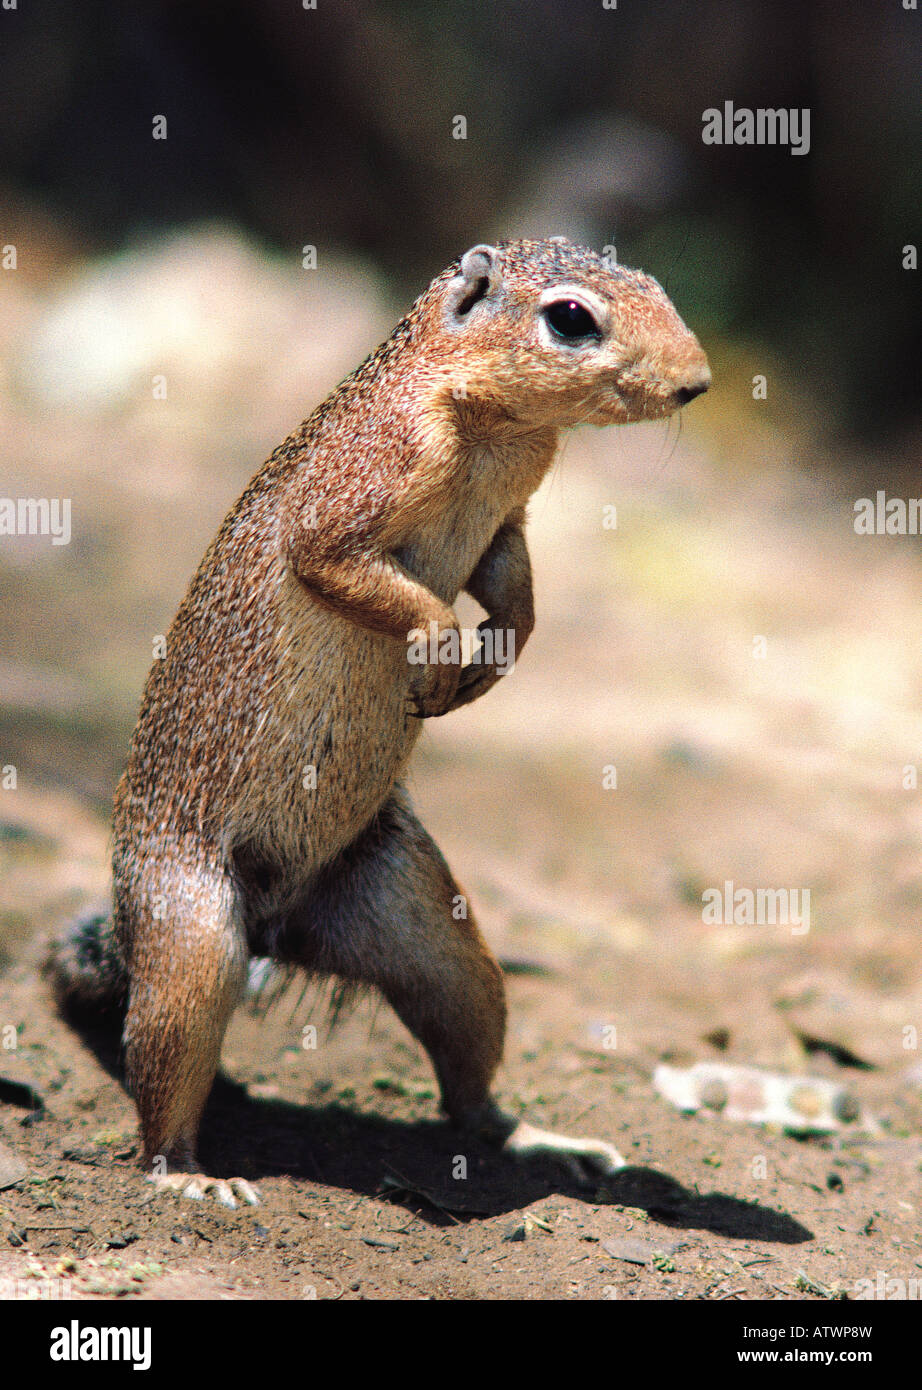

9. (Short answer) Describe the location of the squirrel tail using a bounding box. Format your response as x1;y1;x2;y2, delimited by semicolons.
44;904;128;1020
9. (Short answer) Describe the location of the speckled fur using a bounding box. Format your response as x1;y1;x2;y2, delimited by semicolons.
51;238;709;1172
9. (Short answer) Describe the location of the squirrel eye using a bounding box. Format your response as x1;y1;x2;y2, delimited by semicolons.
543;298;601;341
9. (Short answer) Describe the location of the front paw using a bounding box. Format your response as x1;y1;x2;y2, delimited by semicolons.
443;659;501;713
407;653;462;719
443;617;521;713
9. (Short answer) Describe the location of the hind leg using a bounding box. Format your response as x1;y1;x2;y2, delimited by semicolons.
281;789;624;1184
117;846;258;1207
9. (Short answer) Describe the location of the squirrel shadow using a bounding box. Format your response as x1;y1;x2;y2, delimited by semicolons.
58;1008;811;1243
202;1074;813;1243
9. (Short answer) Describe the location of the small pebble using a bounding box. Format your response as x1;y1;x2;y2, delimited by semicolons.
700;1079;728;1111
833;1091;860;1124
0;1139;27;1191
790;1085;823;1119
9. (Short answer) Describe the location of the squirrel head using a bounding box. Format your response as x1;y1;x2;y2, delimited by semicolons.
427;237;710;430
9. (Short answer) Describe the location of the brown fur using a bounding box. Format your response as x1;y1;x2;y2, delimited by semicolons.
63;238;709;1175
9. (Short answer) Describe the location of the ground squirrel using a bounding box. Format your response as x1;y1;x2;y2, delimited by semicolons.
49;237;710;1206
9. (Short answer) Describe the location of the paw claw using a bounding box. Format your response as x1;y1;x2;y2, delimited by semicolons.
230;1178;261;1207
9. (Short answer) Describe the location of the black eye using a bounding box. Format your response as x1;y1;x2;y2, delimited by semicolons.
543;298;600;341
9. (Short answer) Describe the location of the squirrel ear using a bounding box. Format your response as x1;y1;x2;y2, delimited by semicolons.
447;244;501;318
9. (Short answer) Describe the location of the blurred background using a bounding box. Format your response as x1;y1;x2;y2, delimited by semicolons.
1;1;922;1124
1;0;919;440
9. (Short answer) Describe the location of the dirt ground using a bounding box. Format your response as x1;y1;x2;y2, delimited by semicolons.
1;230;921;1300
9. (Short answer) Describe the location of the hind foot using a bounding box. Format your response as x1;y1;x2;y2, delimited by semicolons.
147;1171;261;1209
466;1102;625;1186
503;1120;625;1184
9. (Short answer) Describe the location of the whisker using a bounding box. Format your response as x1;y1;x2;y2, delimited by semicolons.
662;224;691;298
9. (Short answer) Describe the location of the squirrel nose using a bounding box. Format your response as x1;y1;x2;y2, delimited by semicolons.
674;370;711;406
